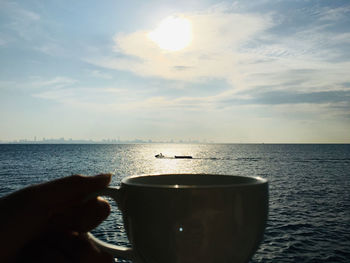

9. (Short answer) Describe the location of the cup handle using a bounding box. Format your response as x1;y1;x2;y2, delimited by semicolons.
87;187;135;260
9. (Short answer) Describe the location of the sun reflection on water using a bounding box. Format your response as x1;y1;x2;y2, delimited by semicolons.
150;144;201;174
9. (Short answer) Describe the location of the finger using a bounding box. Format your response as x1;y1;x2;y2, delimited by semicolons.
57;231;114;263
50;197;111;232
74;232;114;263
17;242;67;263
17;231;114;263
31;174;112;209
5;174;112;210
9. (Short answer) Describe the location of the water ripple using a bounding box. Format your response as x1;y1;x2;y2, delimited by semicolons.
1;144;349;262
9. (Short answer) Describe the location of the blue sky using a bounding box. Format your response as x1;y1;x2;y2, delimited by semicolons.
0;0;349;143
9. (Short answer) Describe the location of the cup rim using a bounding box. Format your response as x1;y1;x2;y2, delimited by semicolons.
121;173;268;189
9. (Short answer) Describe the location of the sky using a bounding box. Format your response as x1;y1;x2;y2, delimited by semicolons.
0;0;349;143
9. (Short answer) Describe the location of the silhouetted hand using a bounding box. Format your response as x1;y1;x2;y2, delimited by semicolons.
0;174;114;263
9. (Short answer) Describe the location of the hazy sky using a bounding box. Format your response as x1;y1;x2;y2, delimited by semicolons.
1;0;349;143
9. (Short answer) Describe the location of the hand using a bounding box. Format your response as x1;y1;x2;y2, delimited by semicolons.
0;174;114;263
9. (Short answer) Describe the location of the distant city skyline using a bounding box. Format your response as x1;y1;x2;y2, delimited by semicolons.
0;137;211;144
1;137;348;144
1;0;349;143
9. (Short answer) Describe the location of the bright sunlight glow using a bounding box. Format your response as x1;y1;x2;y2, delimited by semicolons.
148;16;192;51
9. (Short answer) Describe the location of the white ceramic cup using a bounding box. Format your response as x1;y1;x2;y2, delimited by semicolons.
88;174;268;263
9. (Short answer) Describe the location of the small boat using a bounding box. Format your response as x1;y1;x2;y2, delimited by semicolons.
155;153;165;158
174;155;192;159
155;153;192;159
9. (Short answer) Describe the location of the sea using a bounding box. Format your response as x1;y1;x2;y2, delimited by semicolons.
0;143;349;262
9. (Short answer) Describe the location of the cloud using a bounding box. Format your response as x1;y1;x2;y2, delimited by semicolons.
317;5;350;22
0;0;41;41
30;76;78;89
221;90;350;106
28;76;132;112
87;3;350;99
88;9;272;90
0;0;40;21
0;33;12;46
34;42;67;57
90;70;113;79
26;2;349;120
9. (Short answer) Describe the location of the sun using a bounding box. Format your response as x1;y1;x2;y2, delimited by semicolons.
148;16;192;52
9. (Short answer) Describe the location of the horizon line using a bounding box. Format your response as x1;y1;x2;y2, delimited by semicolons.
0;141;349;145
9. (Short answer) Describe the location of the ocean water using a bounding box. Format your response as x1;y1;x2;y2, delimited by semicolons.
0;144;349;262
